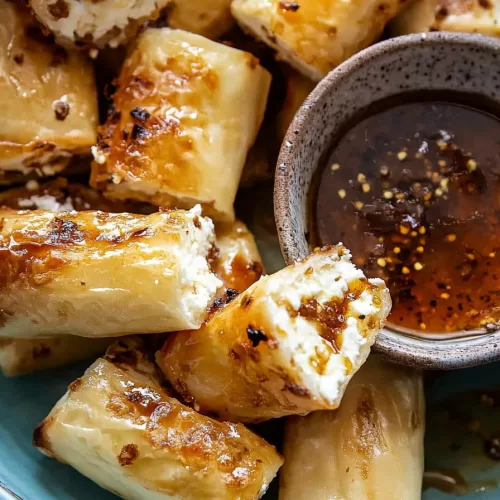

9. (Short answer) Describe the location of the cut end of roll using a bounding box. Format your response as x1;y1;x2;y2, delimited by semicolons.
259;245;391;408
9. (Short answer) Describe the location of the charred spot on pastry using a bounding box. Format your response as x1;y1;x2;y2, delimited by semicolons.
241;295;253;309
48;0;70;19
122;129;129;140
48;218;84;245
118;444;139;466
131;227;150;238
284;384;311;397
33;418;52;450
131;124;147;140
13;53;24;65
479;0;492;8
225;288;239;304
68;378;82;392
130;107;151;121
279;1;300;12
53;100;70;121
246;326;268;347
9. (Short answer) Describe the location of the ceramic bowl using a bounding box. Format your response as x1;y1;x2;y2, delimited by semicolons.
274;32;500;370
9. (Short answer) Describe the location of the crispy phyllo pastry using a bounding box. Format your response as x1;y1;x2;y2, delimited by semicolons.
167;0;234;39
158;246;391;423
0;1;98;184
0;177;129;212
34;337;283;500
28;0;170;50
214;220;264;293
0;336;111;377
90;28;271;221
231;0;408;81
280;356;425;500
0;206;222;339
390;0;500;37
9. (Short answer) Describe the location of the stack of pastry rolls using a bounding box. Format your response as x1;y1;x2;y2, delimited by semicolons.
0;3;427;498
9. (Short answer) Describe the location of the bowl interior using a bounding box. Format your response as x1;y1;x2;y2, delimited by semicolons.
274;32;500;369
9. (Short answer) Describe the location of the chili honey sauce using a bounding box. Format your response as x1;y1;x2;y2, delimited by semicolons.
311;93;500;334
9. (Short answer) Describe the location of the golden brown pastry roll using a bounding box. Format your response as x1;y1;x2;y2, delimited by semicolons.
28;0;170;49
0;336;111;377
214;220;264;293
0;206;222;339
276;67;315;142
0;177;129;212
231;0;408;81
34;337;283;500
0;1;98;184
158;246;391;423
90;28;271;221
280;356;425;500
390;0;500;37
167;0;234;39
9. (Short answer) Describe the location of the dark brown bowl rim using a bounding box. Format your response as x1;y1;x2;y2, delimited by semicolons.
274;32;500;370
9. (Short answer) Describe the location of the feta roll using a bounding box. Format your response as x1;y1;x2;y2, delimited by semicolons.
28;0;171;49
0;336;111;377
167;0;234;39
158;246;391;423
214;220;264;293
34;337;283;500
90;28;271;221
0;206;222;339
280;356;425;500
0;0;98;184
390;0;500;37
231;0;408;81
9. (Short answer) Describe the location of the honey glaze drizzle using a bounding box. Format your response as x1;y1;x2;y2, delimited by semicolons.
286;278;376;352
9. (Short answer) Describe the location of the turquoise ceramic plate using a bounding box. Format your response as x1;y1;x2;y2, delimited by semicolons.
1;185;499;499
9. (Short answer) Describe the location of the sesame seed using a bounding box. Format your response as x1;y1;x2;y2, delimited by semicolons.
440;178;449;189
400;225;410;235
467;253;476;261
440;293;450;299
383;190;393;199
357;173;366;182
338;189;346;199
420;323;427;330
377;258;387;267
489;252;496;258
446;234;456;242
410;231;418;237
354;201;364;210
378;236;384;242
416;246;424;253
394;247;401;254
467;159;477;172
397;151;407;161
419;226;426;235
361;183;370;193
435;188;444;197
331;163;340;171
402;266;411;275
438;160;446;167
395;192;405;200
414;262;424;271
424;192;432;201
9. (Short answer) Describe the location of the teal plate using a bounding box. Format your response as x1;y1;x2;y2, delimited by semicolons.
1;185;500;499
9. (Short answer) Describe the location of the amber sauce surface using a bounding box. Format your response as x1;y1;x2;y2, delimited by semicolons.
312;94;500;334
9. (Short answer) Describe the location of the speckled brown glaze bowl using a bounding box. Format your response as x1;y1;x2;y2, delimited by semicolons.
275;32;500;370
